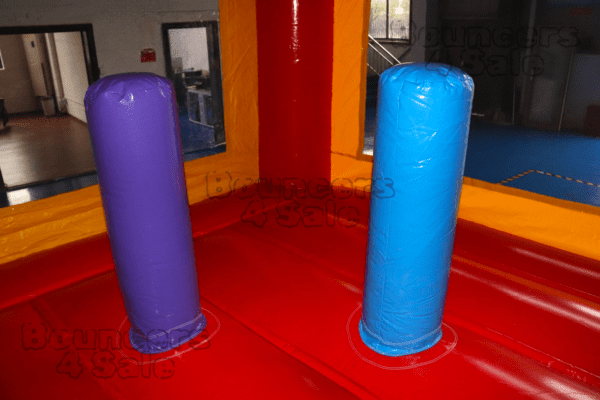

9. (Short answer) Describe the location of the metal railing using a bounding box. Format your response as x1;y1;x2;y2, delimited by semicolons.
367;34;401;75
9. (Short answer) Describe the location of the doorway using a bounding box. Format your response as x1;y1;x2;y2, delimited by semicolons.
0;24;99;207
161;21;226;157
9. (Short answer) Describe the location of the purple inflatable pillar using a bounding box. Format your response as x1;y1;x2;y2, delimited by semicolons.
84;73;206;354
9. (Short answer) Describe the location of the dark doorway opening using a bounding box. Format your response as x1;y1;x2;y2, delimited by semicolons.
0;24;100;207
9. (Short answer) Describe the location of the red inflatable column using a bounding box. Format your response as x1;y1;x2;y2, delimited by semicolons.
256;0;334;183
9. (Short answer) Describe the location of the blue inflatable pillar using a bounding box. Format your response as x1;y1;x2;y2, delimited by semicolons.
360;63;474;356
85;73;206;354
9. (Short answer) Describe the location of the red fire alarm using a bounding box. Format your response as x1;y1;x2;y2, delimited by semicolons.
141;48;156;63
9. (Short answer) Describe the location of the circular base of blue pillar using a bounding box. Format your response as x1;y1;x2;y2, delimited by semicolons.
129;313;207;354
358;319;442;357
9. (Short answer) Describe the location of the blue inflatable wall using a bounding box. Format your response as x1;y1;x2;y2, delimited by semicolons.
360;63;474;356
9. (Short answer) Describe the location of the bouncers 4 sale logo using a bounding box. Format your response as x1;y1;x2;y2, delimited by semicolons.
205;172;395;228
21;322;211;379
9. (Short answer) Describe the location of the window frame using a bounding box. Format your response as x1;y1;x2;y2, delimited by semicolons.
369;0;412;44
0;24;100;84
161;21;226;145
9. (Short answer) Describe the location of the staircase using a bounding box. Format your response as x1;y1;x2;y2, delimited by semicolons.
366;35;401;76
365;35;402;110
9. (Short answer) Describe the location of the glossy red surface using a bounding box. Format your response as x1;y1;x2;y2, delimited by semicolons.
256;0;333;181
1;188;599;398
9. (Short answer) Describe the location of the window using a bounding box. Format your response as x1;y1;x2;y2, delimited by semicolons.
369;0;410;42
162;21;226;160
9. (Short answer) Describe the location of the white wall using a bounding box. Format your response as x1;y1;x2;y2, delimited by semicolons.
0;34;37;113
169;27;210;72
45;32;66;112
54;32;89;122
0;0;219;79
21;33;51;97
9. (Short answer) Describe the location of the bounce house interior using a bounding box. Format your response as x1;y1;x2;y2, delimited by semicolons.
1;0;599;398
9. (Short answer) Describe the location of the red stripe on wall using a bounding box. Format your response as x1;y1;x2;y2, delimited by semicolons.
256;0;334;183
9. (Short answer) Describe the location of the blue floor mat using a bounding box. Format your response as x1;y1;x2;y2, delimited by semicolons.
502;171;600;206
1;173;99;208
178;112;217;153
364;111;600;207
464;119;599;207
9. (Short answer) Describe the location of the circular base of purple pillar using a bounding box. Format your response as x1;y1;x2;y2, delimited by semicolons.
129;313;207;354
358;319;442;357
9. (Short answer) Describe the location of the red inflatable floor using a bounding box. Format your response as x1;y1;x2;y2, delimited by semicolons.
1;190;599;399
